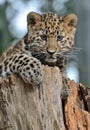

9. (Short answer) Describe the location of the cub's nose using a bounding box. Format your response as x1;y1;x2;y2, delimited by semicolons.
47;49;56;55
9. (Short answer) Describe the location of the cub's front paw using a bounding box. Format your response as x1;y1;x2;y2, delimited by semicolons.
19;57;44;85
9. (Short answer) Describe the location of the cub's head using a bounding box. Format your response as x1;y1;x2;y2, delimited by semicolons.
27;12;77;66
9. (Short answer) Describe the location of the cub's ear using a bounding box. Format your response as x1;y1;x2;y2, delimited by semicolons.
63;14;77;27
27;12;41;26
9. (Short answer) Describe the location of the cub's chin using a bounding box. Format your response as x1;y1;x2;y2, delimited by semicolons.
45;58;57;66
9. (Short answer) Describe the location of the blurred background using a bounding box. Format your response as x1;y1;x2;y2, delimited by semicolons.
0;0;90;86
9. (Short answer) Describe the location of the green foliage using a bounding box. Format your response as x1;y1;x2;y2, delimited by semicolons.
65;0;75;14
40;0;75;15
40;0;55;13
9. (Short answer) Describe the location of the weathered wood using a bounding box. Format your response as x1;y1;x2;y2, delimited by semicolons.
0;65;90;130
65;81;90;130
0;66;65;130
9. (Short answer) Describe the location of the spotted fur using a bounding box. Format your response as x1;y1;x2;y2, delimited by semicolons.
0;12;77;85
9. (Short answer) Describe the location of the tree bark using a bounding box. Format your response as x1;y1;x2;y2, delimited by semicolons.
0;65;90;130
64;81;90;130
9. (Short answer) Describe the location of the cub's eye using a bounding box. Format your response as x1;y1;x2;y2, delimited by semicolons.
57;35;64;41
40;35;47;41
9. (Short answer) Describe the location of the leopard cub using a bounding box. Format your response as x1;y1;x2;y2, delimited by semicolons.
0;11;77;87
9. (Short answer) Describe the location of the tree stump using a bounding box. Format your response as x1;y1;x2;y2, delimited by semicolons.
0;65;90;130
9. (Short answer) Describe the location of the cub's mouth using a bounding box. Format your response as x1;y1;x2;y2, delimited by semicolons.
31;50;58;66
45;57;57;66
